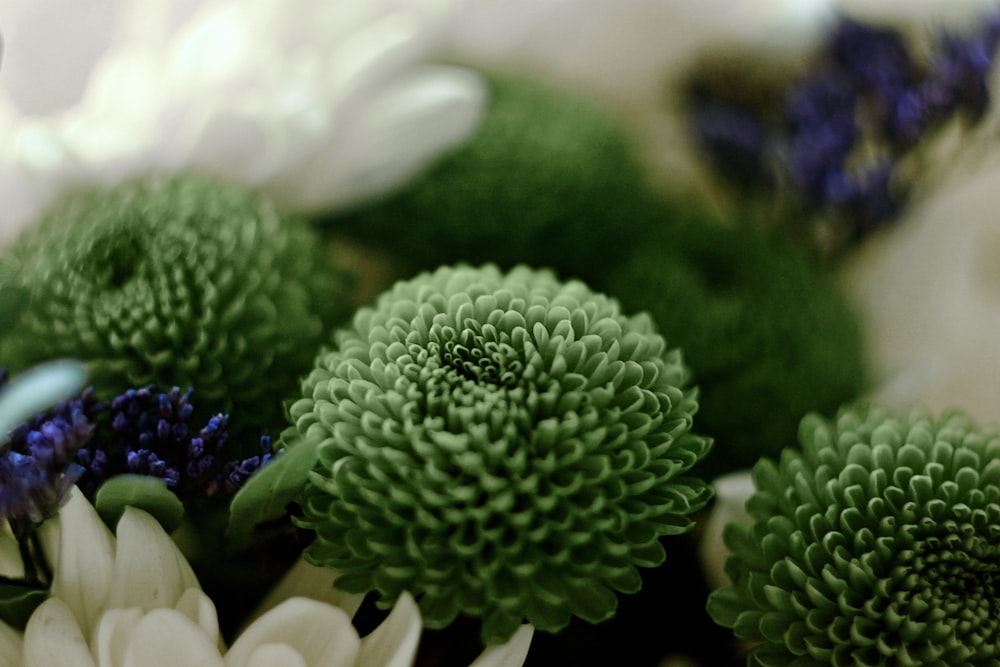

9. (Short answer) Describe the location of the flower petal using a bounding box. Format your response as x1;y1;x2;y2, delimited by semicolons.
0;529;23;579
122;609;224;667
357;592;421;667
49;487;116;638
225;598;359;667
93;607;144;667
0;619;24;667
23;598;96;667
244;644;307;667
286;65;485;211
468;625;534;667
245;556;364;627
174;587;221;649
107;506;199;612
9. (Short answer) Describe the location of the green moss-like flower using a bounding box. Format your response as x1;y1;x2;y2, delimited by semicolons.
607;219;867;478
0;175;348;453
708;405;1000;666
293;264;712;644
319;73;660;285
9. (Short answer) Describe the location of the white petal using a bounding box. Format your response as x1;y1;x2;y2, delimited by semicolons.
122;609;224;667
244;556;364;628
357;592;421;667
174;588;221;649
93;607;144;667
0;529;23;578
23;598;96;667
107;506;200;612
698;471;756;591
245;644;307;667
50;487;116;638
225;598;359;667
285;65;485;212
469;625;534;667
0;619;23;667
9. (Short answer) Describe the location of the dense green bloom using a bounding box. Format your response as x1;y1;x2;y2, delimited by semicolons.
319;73;660;285
0;175;348;453
708;405;1000;666
607;219;867;477
293;264;712;644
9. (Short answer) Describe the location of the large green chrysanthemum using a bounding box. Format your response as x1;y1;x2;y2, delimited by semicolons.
0;175;348;453
607;219;867;478
708;405;1000;666
293;264;712;643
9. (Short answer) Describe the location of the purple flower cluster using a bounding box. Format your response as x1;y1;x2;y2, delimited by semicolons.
693;14;1000;239
205;435;275;497
0;372;104;535
76;385;230;496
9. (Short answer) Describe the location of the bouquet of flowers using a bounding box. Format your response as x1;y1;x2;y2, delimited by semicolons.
3;2;1000;666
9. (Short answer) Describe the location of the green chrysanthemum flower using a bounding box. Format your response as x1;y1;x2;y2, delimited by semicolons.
319;73;660;285
607;219;867;478
293;264;712;644
708;405;1000;666
0;175;348;453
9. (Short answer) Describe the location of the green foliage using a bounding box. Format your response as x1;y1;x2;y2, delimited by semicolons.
226;434;319;552
94;475;185;534
0;583;46;631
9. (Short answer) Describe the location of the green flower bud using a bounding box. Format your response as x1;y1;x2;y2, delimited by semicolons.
293;264;712;644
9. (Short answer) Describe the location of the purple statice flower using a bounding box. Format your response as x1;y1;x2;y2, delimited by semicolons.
0;373;104;536
76;385;230;497
893;15;1000;144
691;102;772;188
690;12;1000;244
206;435;275;497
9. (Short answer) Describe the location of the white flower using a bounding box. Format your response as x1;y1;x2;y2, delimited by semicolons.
696;471;755;592
0;0;486;244
840;133;1000;426
2;489;534;667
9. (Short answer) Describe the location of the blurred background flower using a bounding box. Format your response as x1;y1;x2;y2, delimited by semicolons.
0;0;486;244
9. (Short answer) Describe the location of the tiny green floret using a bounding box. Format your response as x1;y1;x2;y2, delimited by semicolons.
708;405;1000;666
293;264;712;643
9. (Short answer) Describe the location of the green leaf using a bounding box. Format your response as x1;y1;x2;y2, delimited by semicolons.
0;582;47;630
94;475;185;533
0;360;88;437
226;438;319;552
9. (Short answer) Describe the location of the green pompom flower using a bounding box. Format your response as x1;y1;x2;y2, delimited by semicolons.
708;405;1000;666
319;73;660;285
1;175;348;453
607;219;867;478
293;264;712;644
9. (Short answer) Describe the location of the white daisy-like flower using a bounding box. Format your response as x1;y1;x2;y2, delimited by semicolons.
1;489;534;667
0;0;486;244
